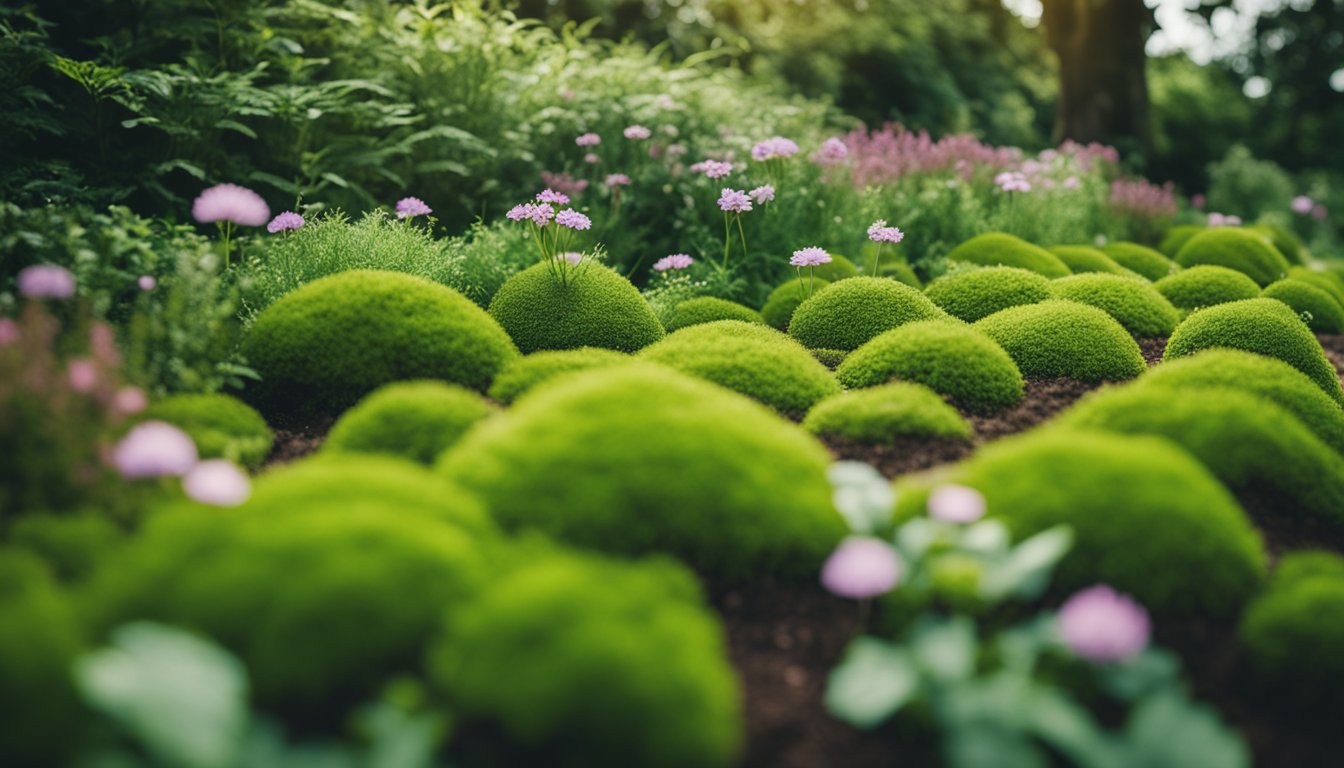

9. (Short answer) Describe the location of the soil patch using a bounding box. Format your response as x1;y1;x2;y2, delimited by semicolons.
264;417;332;467
1317;333;1344;383
963;377;1100;443
1137;337;1166;366
822;434;975;477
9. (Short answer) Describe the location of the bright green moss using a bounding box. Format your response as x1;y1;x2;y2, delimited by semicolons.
638;321;840;414
487;348;632;405
135;393;272;469
438;365;846;581
1163;298;1344;404
811;253;860;282
811;348;849;368
878;260;922;288
665;297;764;332
1262;279;1344;333
8;513;123;583
1048;245;1127;274
242;270;518;418
760;278;832;331
789;277;945;352
1154;265;1262;314
837;320;1023;414
973;300;1146;382
488;262;665;353
946;232;1072;279
923;265;1052;322
325;381;496;465
1157;225;1203;257
803;383;971;444
1241;552;1344;712
1048;273;1181;338
1102;242;1179;281
1287;266;1344;310
1174;228;1292;286
1249;222;1307;265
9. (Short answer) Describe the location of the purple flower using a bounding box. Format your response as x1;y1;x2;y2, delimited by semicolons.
114;387;148;415
0;318;18;346
790;246;832;267
605;174;631;188
752;136;800;161
666;143;688;158
1291;195;1314;215
1191;194;1207;210
1058;585;1151;663
137;275;157;291
266;211;305;234
692;160;733;179
996;171;1032;193
814;137;850;165
653;254;694;271
584;153;600;165
192;183;270;227
396;197;433;219
507;203;555;227
749;185;775;204
576;132;601;147
67;359;97;393
17;264;76;299
556;209;592;231
821;537;902;599
183;459;252;507
717;188;753;213
867;219;905;244
624;124;652;140
555;251;584;266
114;421;198;479
928;484;985;524
537;188;571;205
1207;212;1241;227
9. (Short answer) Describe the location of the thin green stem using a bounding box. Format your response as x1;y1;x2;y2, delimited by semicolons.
735;214;748;267
722;212;732;270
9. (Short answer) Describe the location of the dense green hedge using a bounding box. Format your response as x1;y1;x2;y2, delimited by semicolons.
946;232;1071;278
325;381;496;465
803;383;971;444
923;265;1052;322
1174;228;1292;287
1048;273;1181;338
1154;265;1262;314
789;277;945;351
665;297;765;332
489;263;665;354
488;348;633;405
973;300;1146;382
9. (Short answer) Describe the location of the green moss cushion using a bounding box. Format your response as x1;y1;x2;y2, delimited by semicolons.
811;348;849;368
1287;266;1344;309
1249;223;1307;265
1048;245;1126;275
1154;265;1262;314
946;232;1072;278
136;393;271;469
1174;228;1292;286
1157;225;1203;258
761;278;831;331
973;300;1146;382
638;321;840;414
923;265;1052;322
1241;551;1344;711
878;260;922;288
243;270;518;417
429;547;741;768
1262;279;1344;333
789;277;945;352
325;381;496;465
803;383;971;444
837;320;1023;414
1102;242;1179;281
488;262;664;353
438;365;846;581
665;297;764;332
1163;298;1344;404
811;253;860;282
488;348;632;405
1048;274;1181;338
8;513;123;583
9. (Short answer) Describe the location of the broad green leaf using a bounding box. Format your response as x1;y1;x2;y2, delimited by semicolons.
825;636;919;729
912;616;977;683
827;461;895;534
1123;690;1250;768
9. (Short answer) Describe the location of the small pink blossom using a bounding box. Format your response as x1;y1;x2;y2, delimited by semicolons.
114;387;148;414
624;124;652;140
1191;194;1207;210
395;197;432;219
666;143;688;158
749;185;775;204
814;137;849;165
537;188;570;205
867;219;905;244
821;537;902;599
114;421;198;479
717;188;753;213
1058;585;1151;663
183;460;251;507
1063;176;1080;189
541;171;589;197
18;264;76;299
996;171;1031;193
790;247;832;267
192;183;270;227
653;254;693;271
928;484;986;523
1207;212;1241;227
752;136;800;161
576;132;601;147
67;359;97;393
693;160;734;180
266;211;305;233
1292;195;1314;215
584;153;600;165
137;275;157;291
605;174;631;188
555;209;591;231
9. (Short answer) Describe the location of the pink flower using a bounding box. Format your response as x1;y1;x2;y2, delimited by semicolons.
666;143;688;158
693;160;734;180
192;183;270;227
114;421;198;478
540;171;589;197
749;185;775;204
18;264;76;299
1063;176;1080;189
790;246;832;267
928;484;985;523
717;188;753;213
1191;194;1207;210
624;124;652;140
653;254;693;271
584;153;600;165
821;537;902;599
537;188;570;205
556;209;591;230
867;219;905;244
114;387;148;414
814;137;849;165
1207;212;1241;227
67;359;97;393
576;132;601;147
267;211;305;233
0;318;18;346
555;251;584;266
137;275;157;291
1058;585;1151;663
996;171;1032;193
183;460;251;507
751;136;800;161
605;174;631;188
1292;195;1314;215
1313;204;1329;221
396;197;432;219
507;203;555;227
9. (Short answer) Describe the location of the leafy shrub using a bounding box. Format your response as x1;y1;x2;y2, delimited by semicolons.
1173;228;1291;286
802;382;971;444
487;348;632;405
638;321;840;414
242;270;518;418
973;300;1146;382
1206;145;1295;220
1048;245;1126;275
789;277;945;351
324;381;495;466
134;393;271;469
760;278;831;330
923;265;1051;322
1262;279;1344;333
1102;242;1179;281
1157;225;1203;257
1163;298;1344;404
1153;265;1261;314
665;297;764;332
1048;274;1181;338
836;319;1023;414
945;232;1071;279
489;263;664;354
438;365;846;581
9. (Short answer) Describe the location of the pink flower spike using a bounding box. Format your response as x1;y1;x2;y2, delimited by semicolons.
790;247;831;267
114;387;148;415
576;132;601;147
605;174;631;188
1058;585;1151;663
749;185;775;204
137;275;157;291
67;359;97;393
814;137;849;165
556;209;591;231
18;264;76;299
114;421;198;479
653;254;693;271
717;188;753;213
928;484;986;523
267;211;305;233
396;197;432;219
821;537;902;599
537;188;571;205
624;124;652;140
183;459;252;507
192;183;270;227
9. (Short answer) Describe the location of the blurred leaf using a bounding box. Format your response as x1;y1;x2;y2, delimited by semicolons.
912;616;977;683
980;526;1073;601
825;636;919;729
1123;690;1251;768
827;461;895;534
1097;648;1182;702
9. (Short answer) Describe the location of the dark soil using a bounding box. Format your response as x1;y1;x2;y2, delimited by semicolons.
264;417;332;466
1137;336;1167;366
823;434;975;477
962;377;1100;444
1317;333;1344;385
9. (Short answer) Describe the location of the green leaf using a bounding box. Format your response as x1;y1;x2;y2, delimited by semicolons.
980;525;1073;601
1123;690;1250;768
911;616;977;683
827;461;895;534
215;119;258;139
825;636;919;729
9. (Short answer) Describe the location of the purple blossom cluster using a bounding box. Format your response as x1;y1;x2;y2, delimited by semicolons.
717;188;753;213
555;209;592;231
507;202;556;227
541;171;589;197
396;197;432;219
995;171;1032;193
653;253;694;272
624;124;652;140
18;264;76;299
1207;212;1243;227
751;136;800;161
867;219;904;244
691;160;734;179
813;137;849;166
749;185;775;204
1057;585;1151;663
839;124;1022;187
790;246;832;267
267;211;305;233
576;132;601;147
192;183;270;227
1109;178;1177;221
537;188;571;205
605;174;631;189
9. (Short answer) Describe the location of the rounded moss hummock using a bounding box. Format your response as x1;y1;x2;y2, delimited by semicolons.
638;321;840;414
1048;273;1181;338
811;253;860;282
1157;225;1203;257
1154;265;1262;314
946;232;1072;278
1262;279;1344;333
923;265;1052;322
877;260;922;289
665;297;764;332
837;320;1023;414
437;365;847;581
488;348;632;405
134;393;271;469
1288;266;1344;310
1174;228;1292;286
972;300;1146;382
811;348;849;369
1249;223;1308;265
789;277;945;352
802;383;971;444
1163;298;1344;404
243;270;518;417
324;381;496;465
488;262;664;354
760;278;832;331
1048;245;1126;275
1102;242;1179;281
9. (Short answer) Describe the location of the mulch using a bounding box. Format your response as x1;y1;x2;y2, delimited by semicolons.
263;417;332;466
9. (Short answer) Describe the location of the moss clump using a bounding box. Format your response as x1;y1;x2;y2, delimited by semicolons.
8;513;123;583
811;253;860;282
803;383;971;444
1249;222;1307;265
760;278;832;330
638;321;840;414
1154;265;1262;314
811;348;849;368
1174;228;1292;286
946;232;1072;278
438;365;846;581
429;547;741;768
877;260;922;288
923;265;1052;322
837;320;1023;414
973;300;1145;382
1163;298;1344;404
488;262;664;354
665;297;764;332
134;393;271;469
789;277;945;352
1288;266;1344;309
1157;225;1203;257
325;381;495;465
487;348;632;405
1262;279;1344;333
243;270;518;417
1102;242;1179;281
1048;245;1127;275
1048;273;1181;338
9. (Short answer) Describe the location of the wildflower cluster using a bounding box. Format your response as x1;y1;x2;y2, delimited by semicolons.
505;188;596;286
790;246;832;297
1109;178;1177;222
866;219;905;273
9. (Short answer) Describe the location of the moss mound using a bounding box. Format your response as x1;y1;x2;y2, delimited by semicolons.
325;381;496;465
1157;225;1203;257
488;262;664;354
972;300;1145;382
243;270;518;417
1048;273;1181;338
429;547;741;768
638;321;840;414
803;383;971;444
761;278;832;331
1174;228;1292;286
1287;266;1344;309
487;347;632;405
877;260;922;288
789;277;945;352
1249;222;1307;265
1262;279;1344;333
8;513;123;583
1048;245;1127;274
1163;298;1344;404
811;348;849;368
946;232;1072;278
811;253;860;282
1102;242;1179;281
665;297;764;332
135;393;271;469
438;365;846;581
837;320;1023;414
923;265;1052;322
1154;265;1262;314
